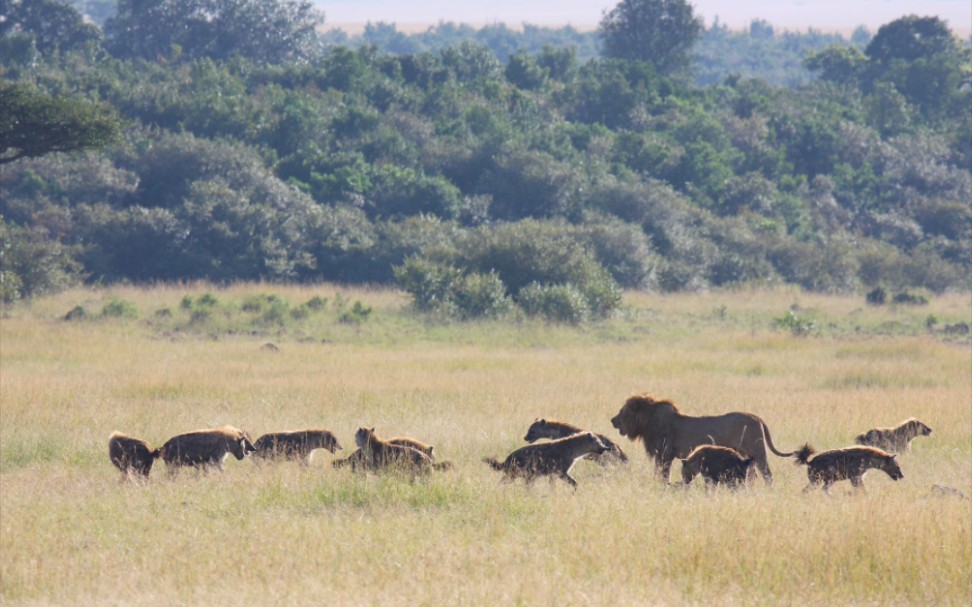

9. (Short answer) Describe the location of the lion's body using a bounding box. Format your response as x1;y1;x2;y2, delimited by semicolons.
524;418;628;464
161;426;256;474
109;432;161;480
484;432;609;488
354;428;434;474
855;418;932;453
680;445;755;489
610;394;794;484
253;429;342;465
794;444;903;494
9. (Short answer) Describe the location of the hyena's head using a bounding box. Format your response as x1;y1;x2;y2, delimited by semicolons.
228;431;256;460
524;419;549;443
585;432;610;455
881;454;904;481
914;420;933;437
355;427;376;450
324;432;343;453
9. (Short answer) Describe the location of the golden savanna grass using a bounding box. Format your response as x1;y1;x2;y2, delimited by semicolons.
1;284;970;605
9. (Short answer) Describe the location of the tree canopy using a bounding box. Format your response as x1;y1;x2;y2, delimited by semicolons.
0;82;120;165
598;0;703;79
104;0;324;63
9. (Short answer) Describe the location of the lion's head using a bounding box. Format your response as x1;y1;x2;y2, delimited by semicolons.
610;394;680;443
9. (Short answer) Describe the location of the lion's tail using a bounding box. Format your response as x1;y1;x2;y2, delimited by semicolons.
762;423;797;458
482;457;505;471
793;443;815;466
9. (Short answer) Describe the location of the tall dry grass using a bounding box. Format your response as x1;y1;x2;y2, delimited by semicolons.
1;284;970;605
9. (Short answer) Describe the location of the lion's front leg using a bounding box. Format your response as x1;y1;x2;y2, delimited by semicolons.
654;456;673;483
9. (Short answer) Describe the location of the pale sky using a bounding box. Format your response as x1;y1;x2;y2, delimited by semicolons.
319;0;972;36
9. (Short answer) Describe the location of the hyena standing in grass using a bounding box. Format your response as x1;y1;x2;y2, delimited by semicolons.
160;426;256;475
794;444;903;494
524;418;628;464
108;432;162;480
252;429;342;465
484;431;609;489
354;427;434;475
679;445;756;490
855;418;932;453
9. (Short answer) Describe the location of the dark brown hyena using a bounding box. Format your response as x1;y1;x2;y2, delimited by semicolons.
108;431;161;480
252;429;342;465
679;445;755;489
483;432;609;489
161;426;256;475
354;427;434;474
855;418;932;453
524;418;628;464
794;444;903;494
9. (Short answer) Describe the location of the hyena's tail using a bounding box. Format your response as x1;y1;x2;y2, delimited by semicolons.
482;457;505;471
793;443;815;466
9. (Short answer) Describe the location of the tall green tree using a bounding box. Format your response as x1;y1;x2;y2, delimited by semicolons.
104;0;324;63
598;0;703;79
0;82;120;165
0;0;101;56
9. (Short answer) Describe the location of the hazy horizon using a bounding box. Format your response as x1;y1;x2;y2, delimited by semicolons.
318;0;971;36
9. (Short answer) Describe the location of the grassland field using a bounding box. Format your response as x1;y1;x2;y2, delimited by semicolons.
1;284;970;606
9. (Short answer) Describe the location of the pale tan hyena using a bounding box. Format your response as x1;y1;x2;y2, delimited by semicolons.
108;431;162;480
354;427;434;475
483;432;609;489
161;426;256;475
252;429;342;465
679;445;755;490
794;444;903;494
524;418;628;464
334;435;455;471
855;418;932;453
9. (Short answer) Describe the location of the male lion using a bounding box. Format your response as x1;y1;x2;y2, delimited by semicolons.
855;418;932;453
610;394;795;484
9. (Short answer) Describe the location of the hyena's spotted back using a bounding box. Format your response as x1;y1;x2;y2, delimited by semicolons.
795;444;903;493
484;431;609;488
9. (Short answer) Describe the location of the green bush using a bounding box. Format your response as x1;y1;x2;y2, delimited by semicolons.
394;256;462;312
773;310;816;336
454;271;513;319
100;298;139;319
518;283;590;324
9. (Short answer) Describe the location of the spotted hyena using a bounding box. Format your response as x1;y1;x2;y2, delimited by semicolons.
524;418;628;464
252;429;342;465
484;431;609;489
161;426;256;475
109;431;162;480
354;427;434;475
855;418;932;453
794;444;903;494
679;445;756;489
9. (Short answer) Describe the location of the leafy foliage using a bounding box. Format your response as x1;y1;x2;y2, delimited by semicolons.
599;0;703;79
0;82;120;165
